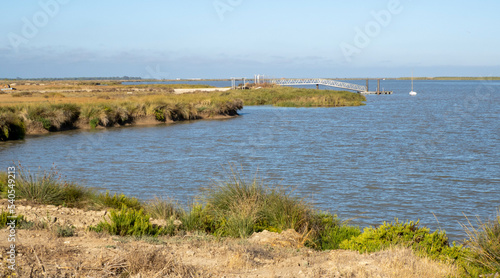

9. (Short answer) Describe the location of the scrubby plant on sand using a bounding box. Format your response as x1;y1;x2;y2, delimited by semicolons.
339;219;464;263
89;206;164;237
95;191;143;210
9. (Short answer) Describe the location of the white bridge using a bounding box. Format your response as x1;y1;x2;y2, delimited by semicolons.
269;78;367;92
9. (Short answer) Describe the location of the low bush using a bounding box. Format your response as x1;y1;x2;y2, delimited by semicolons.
89;206;164;237
0;211;25;227
96;191;143;210
54;224;76;237
339;219;464;262
311;213;362;250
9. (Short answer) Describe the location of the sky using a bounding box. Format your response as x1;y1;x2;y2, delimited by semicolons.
1;0;500;79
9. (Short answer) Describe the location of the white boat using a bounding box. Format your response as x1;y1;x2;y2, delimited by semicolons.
409;72;417;96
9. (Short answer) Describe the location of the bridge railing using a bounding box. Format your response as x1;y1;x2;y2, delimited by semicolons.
269;78;366;92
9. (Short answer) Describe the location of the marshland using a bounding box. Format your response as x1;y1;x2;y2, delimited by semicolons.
0;80;365;140
0;79;499;277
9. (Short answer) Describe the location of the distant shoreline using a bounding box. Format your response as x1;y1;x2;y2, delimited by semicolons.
2;77;500;82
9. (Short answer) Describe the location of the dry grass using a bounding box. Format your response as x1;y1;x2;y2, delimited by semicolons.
329;247;459;278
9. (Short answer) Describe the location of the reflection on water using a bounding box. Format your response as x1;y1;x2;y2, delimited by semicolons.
1;80;499;240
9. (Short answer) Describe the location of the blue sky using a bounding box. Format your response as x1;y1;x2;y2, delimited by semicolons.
1;0;499;78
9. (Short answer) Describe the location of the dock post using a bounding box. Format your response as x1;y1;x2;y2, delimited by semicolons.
377;79;380;93
366;79;369;92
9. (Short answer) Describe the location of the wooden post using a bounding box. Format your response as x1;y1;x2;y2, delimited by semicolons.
377;79;380;93
366;79;369;92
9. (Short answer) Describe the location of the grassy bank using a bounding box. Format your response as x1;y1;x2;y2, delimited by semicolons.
226;86;366;107
0;93;243;141
0;83;366;141
0;168;498;276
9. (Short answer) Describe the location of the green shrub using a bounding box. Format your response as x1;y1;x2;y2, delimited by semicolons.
0;211;25;227
89;118;99;129
340;219;464;262
89;206;164;237
310;213;362;250
96;191;142;210
55;224;76;237
154;108;166;122
180;204;212;233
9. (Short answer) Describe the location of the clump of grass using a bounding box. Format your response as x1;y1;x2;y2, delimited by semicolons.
25;103;80;131
145;197;181;221
200;171;316;238
462;209;500;275
0;111;26;141
13;165;94;207
44;92;66;98
11;91;33;97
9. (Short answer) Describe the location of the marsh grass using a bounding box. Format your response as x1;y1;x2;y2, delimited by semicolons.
225;87;366;107
13;165;93;207
0;93;243;138
0;85;364;141
461;210;500;275
201;171;317;238
145;197;182;221
0;110;25;140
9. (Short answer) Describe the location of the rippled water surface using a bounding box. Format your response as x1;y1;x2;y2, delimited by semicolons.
1;80;499;240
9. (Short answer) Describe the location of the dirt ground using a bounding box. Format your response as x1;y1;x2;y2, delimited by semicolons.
0;202;458;277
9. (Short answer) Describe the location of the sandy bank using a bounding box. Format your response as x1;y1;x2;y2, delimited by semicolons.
0;201;457;277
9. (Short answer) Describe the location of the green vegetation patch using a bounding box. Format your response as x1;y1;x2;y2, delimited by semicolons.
225;87;366;107
339;219;464;262
89;206;165;237
0;111;25;141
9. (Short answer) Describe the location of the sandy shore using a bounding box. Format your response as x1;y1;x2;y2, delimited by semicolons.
0;201;458;277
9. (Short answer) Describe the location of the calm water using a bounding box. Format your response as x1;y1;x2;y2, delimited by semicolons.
1;80;499;240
